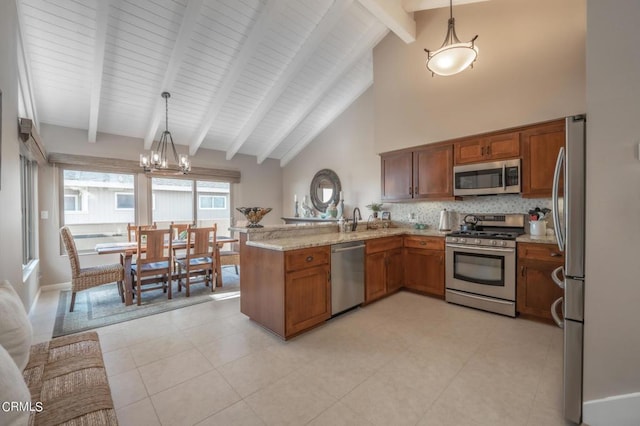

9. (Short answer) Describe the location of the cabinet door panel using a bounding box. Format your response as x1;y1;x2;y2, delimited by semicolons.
414;144;453;199
381;151;413;201
517;261;564;321
484;132;520;160
521;120;565;197
404;248;444;296
285;265;330;336
454;139;485;165
365;251;387;303
387;248;404;293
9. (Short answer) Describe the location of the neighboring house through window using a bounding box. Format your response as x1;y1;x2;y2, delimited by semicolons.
20;155;36;265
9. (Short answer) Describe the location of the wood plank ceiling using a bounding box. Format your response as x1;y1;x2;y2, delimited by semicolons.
17;0;483;165
16;0;390;166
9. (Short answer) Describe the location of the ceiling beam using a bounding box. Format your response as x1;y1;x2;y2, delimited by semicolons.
278;28;389;167
188;0;279;156
87;0;110;143
224;0;354;161
15;2;40;132
357;0;415;43
143;0;204;149
257;23;388;164
280;77;372;168
402;0;489;13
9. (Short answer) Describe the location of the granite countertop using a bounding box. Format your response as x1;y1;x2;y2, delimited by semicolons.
244;227;447;251
516;234;558;245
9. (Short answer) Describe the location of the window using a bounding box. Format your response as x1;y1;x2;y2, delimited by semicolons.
20;155;36;265
62;170;135;252
64;194;81;212
115;192;134;210
151;178;231;233
199;195;226;210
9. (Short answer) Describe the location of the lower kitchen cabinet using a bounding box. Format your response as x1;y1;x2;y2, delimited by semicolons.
404;236;445;297
517;242;564;322
285;263;331;336
365;236;403;303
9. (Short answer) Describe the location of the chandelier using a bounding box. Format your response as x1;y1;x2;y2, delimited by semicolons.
140;92;190;174
424;0;478;77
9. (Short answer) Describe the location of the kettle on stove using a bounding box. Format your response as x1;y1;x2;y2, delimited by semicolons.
438;209;454;232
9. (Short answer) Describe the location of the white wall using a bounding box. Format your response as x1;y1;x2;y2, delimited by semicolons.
583;0;640;417
0;0;39;309
38;124;282;285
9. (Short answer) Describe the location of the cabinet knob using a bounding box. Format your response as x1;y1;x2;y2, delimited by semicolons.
419;241;426;246
481;146;485;156
409;187;412;196
306;256;314;262
521;265;526;276
414;186;418;195
550;252;561;257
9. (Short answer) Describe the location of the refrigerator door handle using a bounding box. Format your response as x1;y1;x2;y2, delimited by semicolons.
552;147;565;252
551;297;564;328
551;265;565;289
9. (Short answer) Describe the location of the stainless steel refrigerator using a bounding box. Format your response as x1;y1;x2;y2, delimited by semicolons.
551;115;586;424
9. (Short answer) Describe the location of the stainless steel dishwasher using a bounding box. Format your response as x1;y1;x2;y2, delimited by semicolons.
331;241;365;315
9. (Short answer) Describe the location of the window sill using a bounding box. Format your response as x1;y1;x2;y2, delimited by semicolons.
22;259;39;282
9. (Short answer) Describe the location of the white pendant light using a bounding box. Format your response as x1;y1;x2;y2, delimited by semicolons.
424;0;478;77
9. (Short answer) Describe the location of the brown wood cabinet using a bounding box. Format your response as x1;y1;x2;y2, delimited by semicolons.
521;119;565;198
403;236;445;297
517;242;564;322
454;132;520;165
240;238;331;339
380;144;454;201
365;236;403;303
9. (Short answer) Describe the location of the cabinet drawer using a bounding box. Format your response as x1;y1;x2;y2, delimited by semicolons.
404;236;444;250
285;246;330;272
518;242;563;262
366;236;403;254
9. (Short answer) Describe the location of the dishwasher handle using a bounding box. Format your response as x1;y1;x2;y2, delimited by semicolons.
331;244;366;253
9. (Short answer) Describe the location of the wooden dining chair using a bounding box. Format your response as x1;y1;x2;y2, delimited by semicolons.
175;225;217;297
127;222;157;242
170;221;192;240
60;227;124;312
131;227;173;306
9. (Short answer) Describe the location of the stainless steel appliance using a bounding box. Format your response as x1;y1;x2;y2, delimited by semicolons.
453;159;521;196
330;241;365;315
445;214;525;317
550;115;586;424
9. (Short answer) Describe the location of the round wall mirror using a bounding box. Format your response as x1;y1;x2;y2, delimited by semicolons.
310;169;341;213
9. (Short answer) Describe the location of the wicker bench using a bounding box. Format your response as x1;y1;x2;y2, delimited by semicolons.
22;332;117;425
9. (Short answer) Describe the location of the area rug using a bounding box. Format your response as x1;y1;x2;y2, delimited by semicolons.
52;270;240;337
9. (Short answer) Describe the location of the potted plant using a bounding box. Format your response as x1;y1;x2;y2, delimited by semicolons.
365;202;384;218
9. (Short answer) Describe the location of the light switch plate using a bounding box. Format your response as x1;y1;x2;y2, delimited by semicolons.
40;210;48;220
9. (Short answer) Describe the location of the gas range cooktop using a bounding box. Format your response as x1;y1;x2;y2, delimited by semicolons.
447;230;522;241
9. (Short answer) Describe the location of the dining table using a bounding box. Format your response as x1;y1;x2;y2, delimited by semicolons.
95;236;238;306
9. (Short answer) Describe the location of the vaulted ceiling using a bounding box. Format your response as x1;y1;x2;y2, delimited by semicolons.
16;0;485;166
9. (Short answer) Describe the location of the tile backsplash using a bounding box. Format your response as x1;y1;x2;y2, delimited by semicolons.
382;195;553;230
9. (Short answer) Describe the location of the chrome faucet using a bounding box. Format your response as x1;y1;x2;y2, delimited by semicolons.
352;207;362;231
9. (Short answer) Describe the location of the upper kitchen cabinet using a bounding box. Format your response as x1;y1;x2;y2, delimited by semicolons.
520;119;565;198
454;132;520;165
380;143;454;201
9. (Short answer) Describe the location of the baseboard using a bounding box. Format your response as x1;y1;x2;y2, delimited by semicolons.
40;282;72;292
583;392;640;425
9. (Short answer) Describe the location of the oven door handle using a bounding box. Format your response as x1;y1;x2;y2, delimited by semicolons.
446;244;514;253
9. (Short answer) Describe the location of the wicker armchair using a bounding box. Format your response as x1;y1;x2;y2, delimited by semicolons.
60;227;125;312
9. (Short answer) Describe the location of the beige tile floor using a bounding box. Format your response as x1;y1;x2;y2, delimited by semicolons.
30;288;572;426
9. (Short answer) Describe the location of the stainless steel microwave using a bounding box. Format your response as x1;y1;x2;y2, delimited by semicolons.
453;159;521;196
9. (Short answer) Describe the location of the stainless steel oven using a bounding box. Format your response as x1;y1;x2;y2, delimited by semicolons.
444;214;523;317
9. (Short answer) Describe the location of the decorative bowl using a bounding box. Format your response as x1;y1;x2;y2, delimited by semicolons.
236;207;272;228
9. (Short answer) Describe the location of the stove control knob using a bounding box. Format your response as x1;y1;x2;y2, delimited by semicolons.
500;241;507;247
460;238;467;244
491;240;498;246
474;239;481;245
450;237;458;243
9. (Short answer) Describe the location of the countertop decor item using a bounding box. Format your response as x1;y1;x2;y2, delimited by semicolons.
366;202;383;218
423;0;478;77
237;207;272;228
